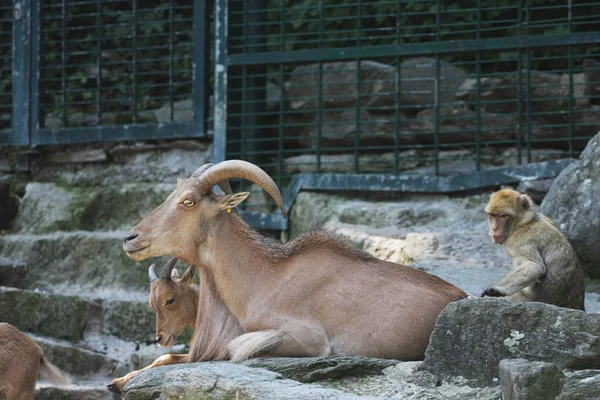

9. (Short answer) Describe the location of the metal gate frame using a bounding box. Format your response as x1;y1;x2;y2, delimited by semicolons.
212;0;600;231
4;0;212;147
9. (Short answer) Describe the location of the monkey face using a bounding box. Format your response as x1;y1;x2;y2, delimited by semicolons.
487;213;512;243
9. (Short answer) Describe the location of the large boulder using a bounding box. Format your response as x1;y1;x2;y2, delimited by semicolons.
540;131;600;277
422;298;600;387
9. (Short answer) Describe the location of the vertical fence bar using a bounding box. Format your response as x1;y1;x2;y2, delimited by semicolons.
132;0;138;122
393;3;401;175
12;0;31;146
193;0;210;136
168;0;175;122
516;0;523;165
61;0;67;127
433;0;441;175
525;1;532;163
316;0;324;172
475;0;481;171
213;0;228;163
567;0;574;158
96;0;102;124
353;0;362;174
277;0;285;187
30;0;40;140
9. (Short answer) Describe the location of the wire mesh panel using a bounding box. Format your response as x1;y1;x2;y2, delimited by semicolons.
218;0;600;223
31;0;210;145
0;2;13;142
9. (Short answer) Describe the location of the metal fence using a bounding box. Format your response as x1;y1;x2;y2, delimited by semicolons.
214;0;600;229
3;1;600;231
1;0;210;147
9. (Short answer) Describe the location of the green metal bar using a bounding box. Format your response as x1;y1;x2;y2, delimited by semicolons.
11;0;31;146
354;0;361;174
434;0;441;175
567;0;574;158
132;0;138;122
475;0;481;171
394;55;400;175
30;0;40;138
277;63;284;189
96;0;102;124
34;122;201;145
193;0;210;137
516;0;523;165
61;0;67;127
168;0;175;122
213;0;228;163
525;2;532;163
228;32;600;66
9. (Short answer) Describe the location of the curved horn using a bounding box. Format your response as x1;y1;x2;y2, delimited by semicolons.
148;264;158;283
197;160;287;218
160;257;179;280
190;163;234;196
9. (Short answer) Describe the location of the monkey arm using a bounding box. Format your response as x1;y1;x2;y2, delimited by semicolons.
483;256;546;297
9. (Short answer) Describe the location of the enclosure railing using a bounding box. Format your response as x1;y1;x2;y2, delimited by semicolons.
2;1;600;231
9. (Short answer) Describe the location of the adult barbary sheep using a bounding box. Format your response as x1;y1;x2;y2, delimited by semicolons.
0;322;71;400
123;160;467;362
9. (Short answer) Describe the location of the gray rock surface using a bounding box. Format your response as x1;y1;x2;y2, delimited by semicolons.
0;232;171;293
558;369;600;400
241;356;400;383
103;299;156;343
14;183;175;233
399;57;467;108
288;61;396;111
32;141;211;186
499;359;565;400
422;298;600;387
123;362;379;400
36;382;119;400
0;287;95;341
541;131;600;277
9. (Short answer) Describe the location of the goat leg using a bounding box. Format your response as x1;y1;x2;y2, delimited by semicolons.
226;322;331;362
107;353;188;394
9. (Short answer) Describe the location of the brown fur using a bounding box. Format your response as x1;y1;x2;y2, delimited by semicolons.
108;261;243;394
0;323;70;400
483;188;585;310
123;161;468;363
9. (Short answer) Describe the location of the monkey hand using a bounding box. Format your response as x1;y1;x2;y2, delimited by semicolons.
481;285;508;297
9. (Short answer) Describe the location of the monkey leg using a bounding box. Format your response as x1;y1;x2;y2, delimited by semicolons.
226;322;331;362
107;353;188;394
483;258;545;298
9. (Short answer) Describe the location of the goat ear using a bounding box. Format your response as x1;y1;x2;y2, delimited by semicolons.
219;192;250;211
180;265;196;283
171;268;180;278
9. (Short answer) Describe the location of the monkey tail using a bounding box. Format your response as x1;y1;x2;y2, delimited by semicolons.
39;356;72;385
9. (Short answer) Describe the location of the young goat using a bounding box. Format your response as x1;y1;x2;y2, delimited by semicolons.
0;322;71;400
107;257;243;394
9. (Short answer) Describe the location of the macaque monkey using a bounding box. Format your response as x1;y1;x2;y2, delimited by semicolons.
481;188;585;311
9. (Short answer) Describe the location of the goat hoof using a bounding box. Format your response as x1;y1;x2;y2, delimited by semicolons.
106;380;123;394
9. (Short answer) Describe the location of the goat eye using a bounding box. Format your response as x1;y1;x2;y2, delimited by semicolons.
165;298;174;306
182;200;195;208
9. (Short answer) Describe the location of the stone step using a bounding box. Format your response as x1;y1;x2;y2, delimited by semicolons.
0;256;27;288
0;231;172;292
30;334;126;379
0;286;98;341
36;382;119;400
0;287;159;344
14;182;174;234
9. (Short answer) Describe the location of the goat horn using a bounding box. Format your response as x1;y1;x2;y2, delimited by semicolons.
190;162;234;196
160;257;179;280
148;264;158;283
197;160;287;218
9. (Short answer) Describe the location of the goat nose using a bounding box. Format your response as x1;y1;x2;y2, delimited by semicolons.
124;233;138;242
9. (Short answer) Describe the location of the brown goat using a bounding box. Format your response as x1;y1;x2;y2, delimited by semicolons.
0;323;71;400
107;257;243;394
123;160;468;363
